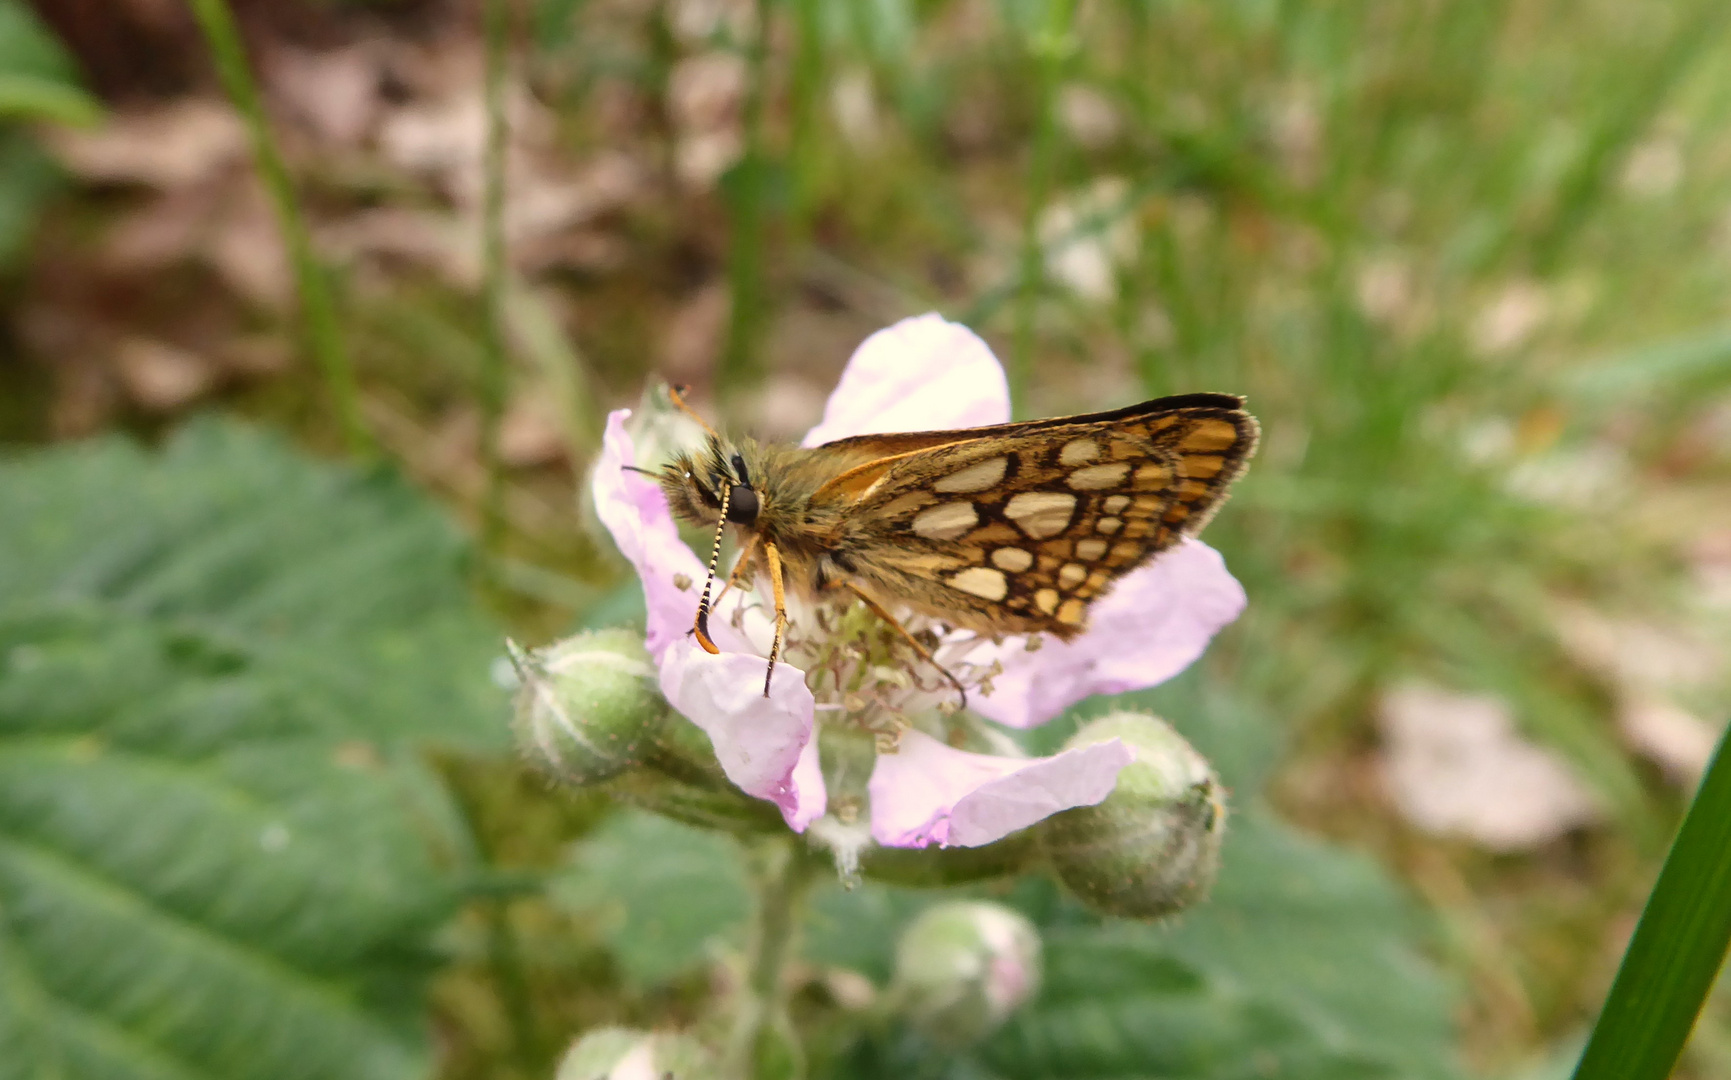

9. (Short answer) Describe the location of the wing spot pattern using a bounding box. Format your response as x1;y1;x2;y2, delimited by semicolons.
912;502;979;540
1059;438;1100;465
949;566;1009;600
934;456;1009;493
1067;462;1131;491
1005;491;1077;539
991;547;1034;572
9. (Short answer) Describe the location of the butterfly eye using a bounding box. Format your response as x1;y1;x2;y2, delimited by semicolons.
725;484;759;524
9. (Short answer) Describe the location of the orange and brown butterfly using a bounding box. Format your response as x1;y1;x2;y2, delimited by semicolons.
657;388;1259;699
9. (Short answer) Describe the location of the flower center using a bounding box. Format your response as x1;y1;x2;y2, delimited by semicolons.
719;585;1006;742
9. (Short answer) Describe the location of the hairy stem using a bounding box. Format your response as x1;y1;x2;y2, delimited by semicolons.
725;837;815;1080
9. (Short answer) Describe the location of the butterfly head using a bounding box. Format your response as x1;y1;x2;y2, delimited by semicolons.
660;437;762;531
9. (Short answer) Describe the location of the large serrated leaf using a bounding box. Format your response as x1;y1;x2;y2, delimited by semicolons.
811;812;1459;1080
0;422;510;1080
0;421;505;746
550;811;750;986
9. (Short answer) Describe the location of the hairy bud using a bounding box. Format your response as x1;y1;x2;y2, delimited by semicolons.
890;901;1042;1046
510;629;665;786
557;1027;715;1080
1038;711;1225;919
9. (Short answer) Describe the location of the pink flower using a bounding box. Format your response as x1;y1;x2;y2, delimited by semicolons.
591;313;1245;847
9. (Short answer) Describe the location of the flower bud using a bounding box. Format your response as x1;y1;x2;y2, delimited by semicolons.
510;629;665;786
1038;711;1225;920
890;901;1042;1047
557;1027;716;1080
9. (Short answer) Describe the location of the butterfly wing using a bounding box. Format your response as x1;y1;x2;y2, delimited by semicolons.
811;394;1258;638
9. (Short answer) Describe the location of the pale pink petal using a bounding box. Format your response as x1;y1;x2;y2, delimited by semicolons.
659;640;825;831
593;410;762;660
869;730;1132;848
969;540;1246;729
783;735;827;832
802;313;1011;447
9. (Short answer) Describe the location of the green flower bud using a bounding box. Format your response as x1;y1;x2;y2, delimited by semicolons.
557;1027;716;1080
510;629;665;786
890;901;1042;1047
1038;711;1225;920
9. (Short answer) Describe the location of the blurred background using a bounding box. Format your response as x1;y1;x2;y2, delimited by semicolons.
2;0;1729;1078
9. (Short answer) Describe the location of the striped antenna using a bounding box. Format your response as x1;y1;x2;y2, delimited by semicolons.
691;481;730;654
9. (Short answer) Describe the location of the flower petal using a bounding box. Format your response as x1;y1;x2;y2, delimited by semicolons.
802;313;1011;447
659;639;826;831
869;729;1132;848
593;409;762;660
969;540;1247;729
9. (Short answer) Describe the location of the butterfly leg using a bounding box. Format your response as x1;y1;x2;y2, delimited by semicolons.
712;534;760;613
843;583;968;711
762;541;789;697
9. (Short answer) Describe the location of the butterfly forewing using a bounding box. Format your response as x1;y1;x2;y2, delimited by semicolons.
814;395;1257;638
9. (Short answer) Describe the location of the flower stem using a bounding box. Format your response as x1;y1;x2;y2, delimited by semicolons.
185;0;372;457
725;836;815;1080
1010;0;1076;418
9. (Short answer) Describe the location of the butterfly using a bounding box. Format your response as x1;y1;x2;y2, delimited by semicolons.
656;387;1258;700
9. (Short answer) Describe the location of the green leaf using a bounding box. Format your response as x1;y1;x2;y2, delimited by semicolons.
0;129;58;268
0;420;505;747
1571;725;1731;1080
0;72;99;126
0;0;83;87
551;811;750;986
813;813;1460;1080
1137;813;1461;1080
0;421;511;1080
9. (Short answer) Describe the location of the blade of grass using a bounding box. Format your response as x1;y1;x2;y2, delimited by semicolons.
479;0;511;554
185;0;372;456
1559;324;1731;402
1571;723;1731;1080
1009;0;1075;417
720;0;775;393
1530;2;1730;273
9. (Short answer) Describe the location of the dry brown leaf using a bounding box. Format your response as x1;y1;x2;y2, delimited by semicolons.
206;178;292;308
1378;683;1602;851
1618;698;1722;786
270;46;382;147
112;337;217;411
1057;84;1121;150
500;392;569;468
670;52;745;188
1550;600;1715;695
660;282;730;384
50;99;245;188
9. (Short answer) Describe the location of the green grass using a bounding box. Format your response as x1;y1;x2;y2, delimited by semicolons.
1573;725;1731;1080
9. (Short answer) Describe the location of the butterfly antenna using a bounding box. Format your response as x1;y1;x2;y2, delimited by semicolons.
667;384;719;438
691;482;730;654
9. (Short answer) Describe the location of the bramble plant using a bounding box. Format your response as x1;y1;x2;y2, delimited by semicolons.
514;316;1240;1076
